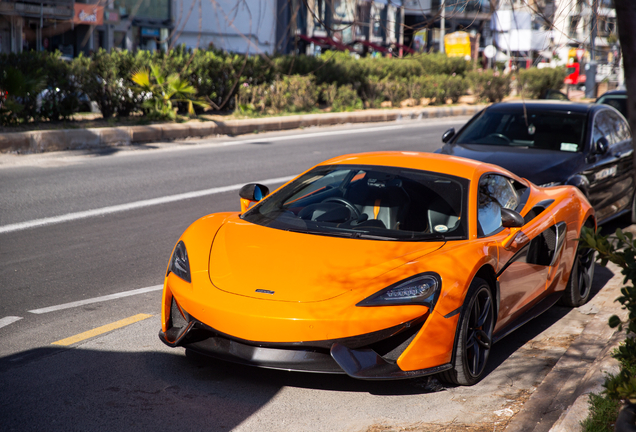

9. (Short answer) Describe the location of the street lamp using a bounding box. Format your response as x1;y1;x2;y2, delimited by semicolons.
440;0;446;53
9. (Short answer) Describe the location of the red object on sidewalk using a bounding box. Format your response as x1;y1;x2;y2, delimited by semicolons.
393;43;415;55
312;36;354;52
564;63;586;85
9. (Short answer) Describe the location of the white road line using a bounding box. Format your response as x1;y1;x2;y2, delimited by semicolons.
0;175;294;235
0;316;23;329
28;285;164;314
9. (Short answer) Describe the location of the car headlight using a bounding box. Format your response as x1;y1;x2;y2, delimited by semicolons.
539;181;562;188
357;273;440;307
168;241;191;283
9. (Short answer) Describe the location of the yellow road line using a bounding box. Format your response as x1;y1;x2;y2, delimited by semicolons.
52;313;153;346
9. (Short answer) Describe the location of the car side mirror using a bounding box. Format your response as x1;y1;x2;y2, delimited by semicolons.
501;208;524;228
239;183;269;212
594;137;609;155
442;128;456;143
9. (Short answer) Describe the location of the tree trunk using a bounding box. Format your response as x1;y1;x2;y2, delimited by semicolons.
614;0;636;189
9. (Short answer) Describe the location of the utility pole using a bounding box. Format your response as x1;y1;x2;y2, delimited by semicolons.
585;0;598;98
440;0;446;53
399;5;404;57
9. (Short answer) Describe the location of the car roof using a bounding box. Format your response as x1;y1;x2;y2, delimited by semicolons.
597;89;627;98
486;100;597;114
318;151;521;182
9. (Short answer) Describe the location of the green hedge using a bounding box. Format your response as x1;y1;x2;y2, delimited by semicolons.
0;48;567;125
517;67;567;99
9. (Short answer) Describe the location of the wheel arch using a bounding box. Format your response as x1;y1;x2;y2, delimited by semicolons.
447;267;497;369
474;265;498;323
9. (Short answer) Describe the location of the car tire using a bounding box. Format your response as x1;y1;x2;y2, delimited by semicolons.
559;233;595;307
440;278;494;386
631;191;636;224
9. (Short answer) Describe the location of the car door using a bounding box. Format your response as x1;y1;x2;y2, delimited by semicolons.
476;174;553;333
605;111;634;216
584;109;633;221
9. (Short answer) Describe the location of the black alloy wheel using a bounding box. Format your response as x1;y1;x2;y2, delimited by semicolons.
440;278;494;386
560;236;595;307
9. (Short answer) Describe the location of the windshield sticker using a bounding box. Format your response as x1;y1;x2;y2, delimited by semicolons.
560;143;578;152
527;124;536;135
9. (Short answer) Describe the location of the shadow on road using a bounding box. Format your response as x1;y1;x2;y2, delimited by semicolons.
0;346;281;432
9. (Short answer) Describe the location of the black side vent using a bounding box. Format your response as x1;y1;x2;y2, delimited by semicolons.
368;321;425;363
523;199;555;225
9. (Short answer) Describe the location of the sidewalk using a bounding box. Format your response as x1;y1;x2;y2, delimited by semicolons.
505;259;628;432
0;104;485;154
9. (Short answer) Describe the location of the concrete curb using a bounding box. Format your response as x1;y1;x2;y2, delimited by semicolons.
504;262;627;432
0;105;485;154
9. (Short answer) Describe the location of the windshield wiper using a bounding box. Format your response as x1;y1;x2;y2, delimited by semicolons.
284;228;353;238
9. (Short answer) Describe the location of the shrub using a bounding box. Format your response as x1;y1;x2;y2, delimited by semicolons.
76;50;122;118
0;66;45;125
402;77;425;104
377;77;408;107
420;75;452;105
516;67;567;99
319;82;338;106
579;227;636;428
0;51;79;123
285;74;319;112
332;84;363;111
37;54;83;121
237;74;318;114
446;74;469;103
467;70;511;102
131;64;209;120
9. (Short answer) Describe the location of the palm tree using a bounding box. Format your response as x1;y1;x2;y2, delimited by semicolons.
131;64;209;120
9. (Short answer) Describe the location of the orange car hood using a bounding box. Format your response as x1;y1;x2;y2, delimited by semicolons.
209;217;445;302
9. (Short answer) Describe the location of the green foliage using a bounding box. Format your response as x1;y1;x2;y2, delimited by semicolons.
1;49;474;124
131;64;209;120
467;70;511;102
75;49;145;118
579;227;636;426
516;67;568;99
445;74;470;104
320;82;363;112
581;392;621;432
0;66;45;125
237;74;318;115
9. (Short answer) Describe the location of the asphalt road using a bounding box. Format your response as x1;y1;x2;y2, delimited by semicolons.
0;117;626;431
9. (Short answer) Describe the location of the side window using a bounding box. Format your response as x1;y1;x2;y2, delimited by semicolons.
607;111;630;143
478;174;520;237
592;111;617;146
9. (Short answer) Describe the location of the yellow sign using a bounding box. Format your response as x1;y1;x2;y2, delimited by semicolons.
444;31;471;58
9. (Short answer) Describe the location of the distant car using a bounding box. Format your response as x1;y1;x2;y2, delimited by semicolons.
159;152;595;386
437;101;635;224
596;89;628;119
539;89;569;101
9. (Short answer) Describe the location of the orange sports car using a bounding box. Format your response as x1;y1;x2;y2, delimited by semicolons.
159;152;595;385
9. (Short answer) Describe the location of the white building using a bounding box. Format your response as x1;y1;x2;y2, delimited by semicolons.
550;0;617;66
172;0;284;55
491;0;553;66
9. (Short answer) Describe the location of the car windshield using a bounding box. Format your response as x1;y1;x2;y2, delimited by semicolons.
454;109;587;152
242;165;469;241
